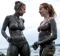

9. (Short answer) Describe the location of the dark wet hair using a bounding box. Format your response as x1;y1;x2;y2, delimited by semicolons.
14;1;25;11
40;3;56;17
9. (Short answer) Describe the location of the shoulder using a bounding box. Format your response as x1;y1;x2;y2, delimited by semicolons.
50;17;56;22
5;15;14;21
20;18;25;23
49;18;56;26
4;15;9;21
5;15;12;19
50;18;56;23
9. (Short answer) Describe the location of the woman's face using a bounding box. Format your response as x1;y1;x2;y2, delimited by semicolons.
17;5;26;16
39;5;48;17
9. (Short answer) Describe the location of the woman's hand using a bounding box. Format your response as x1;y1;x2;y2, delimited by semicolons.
7;37;12;43
32;41;39;50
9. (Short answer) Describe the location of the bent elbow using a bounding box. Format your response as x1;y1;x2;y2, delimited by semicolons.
55;34;57;39
1;29;4;36
1;29;3;35
53;33;57;40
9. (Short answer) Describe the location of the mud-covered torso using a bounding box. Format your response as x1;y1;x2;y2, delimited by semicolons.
7;15;26;45
8;15;25;31
38;18;57;46
38;20;51;41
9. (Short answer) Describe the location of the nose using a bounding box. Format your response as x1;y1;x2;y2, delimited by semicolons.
24;10;26;13
39;10;40;13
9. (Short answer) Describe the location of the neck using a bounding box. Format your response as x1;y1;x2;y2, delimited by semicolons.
14;12;20;18
44;14;50;20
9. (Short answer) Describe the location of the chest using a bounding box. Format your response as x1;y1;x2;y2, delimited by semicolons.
40;21;51;31
9;16;24;30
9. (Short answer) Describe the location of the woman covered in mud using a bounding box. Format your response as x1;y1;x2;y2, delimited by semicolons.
32;3;57;56
1;1;30;56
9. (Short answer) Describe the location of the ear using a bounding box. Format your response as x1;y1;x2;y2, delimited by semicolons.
46;8;49;13
44;8;48;14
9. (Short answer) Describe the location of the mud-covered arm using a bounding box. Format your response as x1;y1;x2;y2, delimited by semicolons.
1;16;9;39
38;19;57;45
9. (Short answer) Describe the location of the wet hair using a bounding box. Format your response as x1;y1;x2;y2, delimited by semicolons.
14;1;25;11
40;3;56;17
